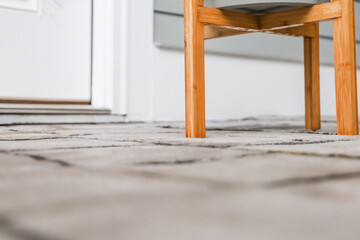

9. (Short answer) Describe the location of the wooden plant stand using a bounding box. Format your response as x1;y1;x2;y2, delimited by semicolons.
184;0;358;137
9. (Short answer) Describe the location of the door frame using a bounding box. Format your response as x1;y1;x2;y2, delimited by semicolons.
92;0;129;115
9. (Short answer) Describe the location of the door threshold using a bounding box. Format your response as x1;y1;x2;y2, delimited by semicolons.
0;114;127;126
0;104;111;115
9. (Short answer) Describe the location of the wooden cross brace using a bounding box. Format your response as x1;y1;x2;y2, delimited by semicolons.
200;1;342;39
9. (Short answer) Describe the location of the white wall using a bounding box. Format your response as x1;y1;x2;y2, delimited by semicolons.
118;0;356;122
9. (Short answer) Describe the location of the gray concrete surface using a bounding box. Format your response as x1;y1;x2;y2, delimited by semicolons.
0;116;360;240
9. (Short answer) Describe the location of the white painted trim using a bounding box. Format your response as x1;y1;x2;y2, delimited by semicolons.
113;0;130;115
91;0;129;115
0;0;38;11
91;0;114;111
0;104;110;114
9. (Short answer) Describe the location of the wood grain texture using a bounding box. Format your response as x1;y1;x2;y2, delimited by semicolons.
204;23;317;40
260;1;342;30
304;23;321;130
204;24;248;40
333;0;359;135
199;2;341;31
198;7;260;30
267;24;317;37
184;0;206;138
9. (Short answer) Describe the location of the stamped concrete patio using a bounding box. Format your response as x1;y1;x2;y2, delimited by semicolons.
1;116;360;240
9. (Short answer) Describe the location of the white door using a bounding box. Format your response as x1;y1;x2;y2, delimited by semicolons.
0;0;92;104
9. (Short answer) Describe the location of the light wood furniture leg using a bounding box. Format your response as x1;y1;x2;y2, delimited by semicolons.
184;0;206;138
304;23;321;130
333;0;359;135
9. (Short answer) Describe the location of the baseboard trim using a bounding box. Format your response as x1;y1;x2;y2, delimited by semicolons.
0;104;111;115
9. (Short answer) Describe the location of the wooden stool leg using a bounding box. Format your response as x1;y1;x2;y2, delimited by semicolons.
333;0;359;135
304;23;321;130
184;0;206;138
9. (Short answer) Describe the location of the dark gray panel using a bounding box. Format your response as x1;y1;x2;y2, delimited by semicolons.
154;1;360;66
155;0;183;15
205;0;330;13
320;1;360;40
155;0;360;41
154;12;360;66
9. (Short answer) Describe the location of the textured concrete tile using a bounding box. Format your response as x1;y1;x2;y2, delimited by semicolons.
0;122;169;138
24;146;257;169
0;124;132;143
237;137;360;158
77;128;352;150
0;153;51;173
0;116;360;240
0;137;140;152
6;180;360;240
89;118;342;148
162;116;338;134
18;147;360;189
0;215;60;240
0;232;22;240
130;153;360;187
0;166;197;214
